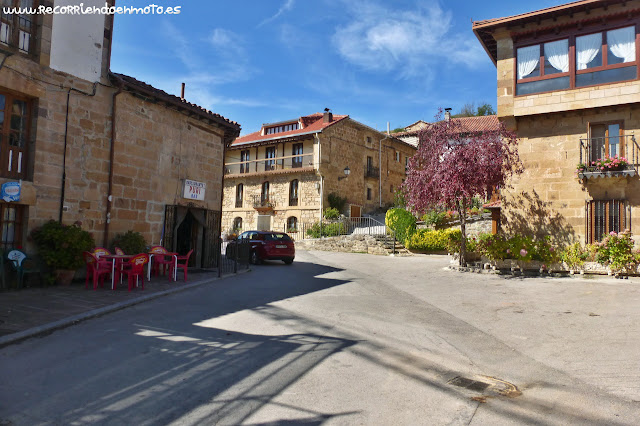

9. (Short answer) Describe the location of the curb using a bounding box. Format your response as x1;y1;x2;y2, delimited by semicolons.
0;268;251;348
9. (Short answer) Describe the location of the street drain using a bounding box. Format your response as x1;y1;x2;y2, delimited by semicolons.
448;376;491;392
448;375;522;398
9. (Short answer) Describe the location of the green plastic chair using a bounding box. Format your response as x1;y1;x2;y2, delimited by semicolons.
7;249;43;288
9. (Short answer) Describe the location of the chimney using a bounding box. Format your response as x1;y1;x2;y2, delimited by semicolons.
181;82;185;100
444;108;452;121
323;107;333;123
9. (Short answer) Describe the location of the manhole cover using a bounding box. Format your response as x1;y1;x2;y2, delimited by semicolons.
448;375;521;398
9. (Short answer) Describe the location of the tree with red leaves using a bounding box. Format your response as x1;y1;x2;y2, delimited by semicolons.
403;112;521;265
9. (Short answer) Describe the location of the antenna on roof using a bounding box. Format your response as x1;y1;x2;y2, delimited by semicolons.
181;82;185;100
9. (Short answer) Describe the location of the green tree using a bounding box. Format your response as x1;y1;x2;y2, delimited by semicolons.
452;102;495;118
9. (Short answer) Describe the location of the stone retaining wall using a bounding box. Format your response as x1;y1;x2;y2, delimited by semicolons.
295;234;389;255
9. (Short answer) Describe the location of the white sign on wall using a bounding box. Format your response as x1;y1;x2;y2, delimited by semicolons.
183;179;206;200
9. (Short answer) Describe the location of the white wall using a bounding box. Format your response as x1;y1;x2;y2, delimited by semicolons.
49;0;106;82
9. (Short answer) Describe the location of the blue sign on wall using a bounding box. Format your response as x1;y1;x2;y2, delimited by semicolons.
1;181;20;202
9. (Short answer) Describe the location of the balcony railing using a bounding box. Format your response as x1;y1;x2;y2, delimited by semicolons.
364;165;379;178
226;153;314;175
578;134;639;179
252;195;275;209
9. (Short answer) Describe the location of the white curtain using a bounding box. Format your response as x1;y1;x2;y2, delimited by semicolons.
517;45;540;79
544;39;569;72
608;26;636;63
576;32;602;70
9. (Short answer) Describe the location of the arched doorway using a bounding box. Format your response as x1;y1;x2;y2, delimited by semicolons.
174;207;207;267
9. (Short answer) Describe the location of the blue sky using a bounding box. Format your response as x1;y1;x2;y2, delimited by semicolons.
110;0;566;135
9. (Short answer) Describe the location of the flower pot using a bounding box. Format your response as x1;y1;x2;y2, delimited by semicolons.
54;269;76;286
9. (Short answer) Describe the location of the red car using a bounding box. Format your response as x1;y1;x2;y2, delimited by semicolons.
228;231;295;265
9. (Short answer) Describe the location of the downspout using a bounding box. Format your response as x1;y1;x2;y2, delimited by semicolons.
104;77;125;246
315;132;323;221
379;123;390;208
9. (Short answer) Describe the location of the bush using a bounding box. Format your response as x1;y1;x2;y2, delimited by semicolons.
561;242;588;270
476;234;560;263
31;220;95;270
323;207;340;220
422;210;447;227
327;193;347;213
385;208;417;244
306;222;346;238
111;230;147;254
592;231;637;273
405;228;461;252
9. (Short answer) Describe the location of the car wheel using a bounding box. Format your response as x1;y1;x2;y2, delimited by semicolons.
284;258;293;265
250;251;262;265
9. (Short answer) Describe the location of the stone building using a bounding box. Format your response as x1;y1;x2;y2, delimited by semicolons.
222;110;416;234
393;114;499;148
0;0;240;267
473;0;640;244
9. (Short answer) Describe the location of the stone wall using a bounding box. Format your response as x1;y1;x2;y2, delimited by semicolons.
429;215;493;236
295;234;389;255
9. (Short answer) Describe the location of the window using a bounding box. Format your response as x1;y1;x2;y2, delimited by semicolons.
0;0;36;54
0;203;24;251
367;156;373;169
233;217;242;232
235;184;243;208
0;91;30;179
586;200;628;243
366;136;372;146
265;122;298;135
240;150;250;173
516;25;638;95
367;187;372;200
265;146;276;171
289;179;298;206
589;122;623;162
261;181;269;204
286;216;298;233
405;156;410;170
395;151;400;162
292;143;303;168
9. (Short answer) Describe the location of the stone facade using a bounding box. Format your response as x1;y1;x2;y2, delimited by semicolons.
474;0;640;245
223;116;415;234
294;234;389;256
0;7;240;267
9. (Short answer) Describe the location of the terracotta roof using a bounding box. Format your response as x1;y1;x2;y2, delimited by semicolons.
472;0;626;65
109;72;241;133
231;113;349;147
393;115;500;137
483;200;501;209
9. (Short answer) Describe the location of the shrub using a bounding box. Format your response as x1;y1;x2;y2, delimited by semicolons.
592;231;637;273
405;228;461;252
476;234;560;263
327;193;347;213
561;242;588;270
306;222;345;238
422;210;447;227
111;230;147;254
31;220;95;270
323;207;340;220
385;208;417;244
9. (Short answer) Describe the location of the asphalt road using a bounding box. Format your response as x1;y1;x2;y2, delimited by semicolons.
1;250;640;425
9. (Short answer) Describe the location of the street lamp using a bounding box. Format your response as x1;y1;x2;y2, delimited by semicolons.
338;166;350;181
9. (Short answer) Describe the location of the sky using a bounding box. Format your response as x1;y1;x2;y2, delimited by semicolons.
110;0;567;135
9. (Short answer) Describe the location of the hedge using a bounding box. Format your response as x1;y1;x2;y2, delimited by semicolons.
385;208;417;244
405;228;461;252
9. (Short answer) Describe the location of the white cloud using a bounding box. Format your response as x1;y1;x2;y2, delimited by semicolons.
332;1;484;77
259;0;295;27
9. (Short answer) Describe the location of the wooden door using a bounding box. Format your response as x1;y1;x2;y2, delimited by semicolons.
350;205;361;218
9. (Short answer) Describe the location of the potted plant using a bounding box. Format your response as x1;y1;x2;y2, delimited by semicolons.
111;230;147;254
31;220;95;285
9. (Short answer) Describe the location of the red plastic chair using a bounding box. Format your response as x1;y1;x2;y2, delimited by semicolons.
120;254;149;291
83;251;111;290
92;247;112;269
149;246;173;277
114;247;125;255
113;247;131;284
169;249;193;282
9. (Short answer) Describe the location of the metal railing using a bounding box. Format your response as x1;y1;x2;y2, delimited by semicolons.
225;153;314;175
285;216;397;254
579;134;639;174
364;165;379;178
217;238;250;276
252;195;275;208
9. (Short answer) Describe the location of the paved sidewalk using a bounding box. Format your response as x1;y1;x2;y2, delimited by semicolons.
0;269;248;347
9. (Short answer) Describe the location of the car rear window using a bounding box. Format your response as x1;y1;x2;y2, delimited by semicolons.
264;233;292;242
